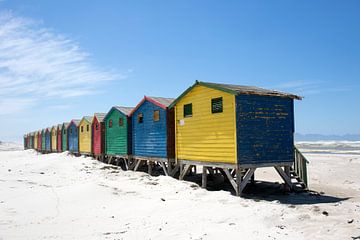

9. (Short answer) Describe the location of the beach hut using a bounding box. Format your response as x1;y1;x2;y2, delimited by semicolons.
92;113;106;160
37;130;42;151
61;122;70;152
130;96;175;175
104;107;133;164
57;124;62;152
79;116;93;155
51;126;57;152
34;132;38;150
23;134;27;149
68;120;80;154
41;129;46;152
45;128;51;153
169;81;305;195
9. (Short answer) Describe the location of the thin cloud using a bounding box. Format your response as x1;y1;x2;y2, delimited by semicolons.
0;11;123;114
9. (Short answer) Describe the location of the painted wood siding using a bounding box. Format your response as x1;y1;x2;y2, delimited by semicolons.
175;85;237;164
236;95;294;165
105;110;130;155
92;118;105;155
41;131;46;151
45;131;51;151
132;101;168;158
57;129;62;152
51;129;57;152
68;124;78;153
79;120;92;154
62;126;67;151
37;133;42;150
34;133;38;149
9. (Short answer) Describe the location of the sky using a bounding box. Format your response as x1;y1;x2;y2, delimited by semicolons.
0;0;359;142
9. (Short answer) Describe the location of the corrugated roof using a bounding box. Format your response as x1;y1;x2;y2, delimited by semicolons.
94;113;106;122
82;116;93;123
114;106;134;116
169;80;302;108
200;81;302;100
71;119;81;126
147;96;175;107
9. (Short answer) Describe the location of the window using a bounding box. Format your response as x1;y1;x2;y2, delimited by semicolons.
119;117;123;126
81;126;83;132
183;103;192;117
109;119;113;128
137;113;143;123
95;123;99;130
64;129;66;135
153;110;160;121
70;129;72;134
86;125;89;132
211;97;223;114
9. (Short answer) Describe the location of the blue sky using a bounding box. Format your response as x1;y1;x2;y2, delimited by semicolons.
0;0;359;141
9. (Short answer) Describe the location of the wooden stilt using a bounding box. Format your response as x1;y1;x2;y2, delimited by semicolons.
179;164;191;180
274;166;293;190
160;162;169;176
134;159;142;171
223;168;237;193
239;168;256;194
148;161;152;175
202;166;207;188
169;163;180;177
235;167;241;196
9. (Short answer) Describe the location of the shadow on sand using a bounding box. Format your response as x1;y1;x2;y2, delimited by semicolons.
184;174;349;205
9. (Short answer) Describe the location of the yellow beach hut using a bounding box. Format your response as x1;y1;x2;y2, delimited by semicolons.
51;125;57;152
34;131;38;150
79;116;93;155
169;81;305;196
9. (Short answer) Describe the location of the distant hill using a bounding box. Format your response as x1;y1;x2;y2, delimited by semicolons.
0;141;23;151
295;133;360;141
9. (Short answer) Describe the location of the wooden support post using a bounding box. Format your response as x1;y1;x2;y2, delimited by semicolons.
134;159;142;171
107;156;112;164
239;168;256;194
207;167;215;176
123;158;129;170
202;166;207;189
274;166;293;190
160;161;169;176
148;161;152;175
179;164;191;180
235;167;241;196
284;166;291;177
223;168;237;194
169;163;180;177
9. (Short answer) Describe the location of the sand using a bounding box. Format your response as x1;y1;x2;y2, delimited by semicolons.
0;143;359;240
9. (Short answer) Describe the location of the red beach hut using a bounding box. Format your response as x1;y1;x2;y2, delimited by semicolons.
92;113;106;159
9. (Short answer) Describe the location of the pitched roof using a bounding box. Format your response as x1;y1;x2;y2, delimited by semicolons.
70;119;81;126
169;81;302;108
62;122;70;128
81;116;93;123
114;106;134;116
93;113;106;122
130;96;175;116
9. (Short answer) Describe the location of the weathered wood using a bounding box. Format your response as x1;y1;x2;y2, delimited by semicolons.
179;164;191;180
160;161;169;176
202;166;207;188
169;163;180;176
148;161;152;175
274;166;293;189
235;167;241;196
223;168;237;193
134;159;142;171
239;168;256;193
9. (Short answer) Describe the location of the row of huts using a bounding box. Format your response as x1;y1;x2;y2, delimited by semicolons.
24;81;308;196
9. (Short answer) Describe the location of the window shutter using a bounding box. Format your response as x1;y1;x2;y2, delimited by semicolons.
211;97;223;113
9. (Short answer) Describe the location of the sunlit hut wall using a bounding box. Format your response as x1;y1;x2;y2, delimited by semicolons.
92;113;106;156
41;129;46;152
130;96;175;159
34;131;38;150
169;81;301;166
104;107;133;157
51;126;57;152
37;130;42;151
61;122;69;152
68;120;80;153
57;124;62;152
79;116;93;155
45;127;51;153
